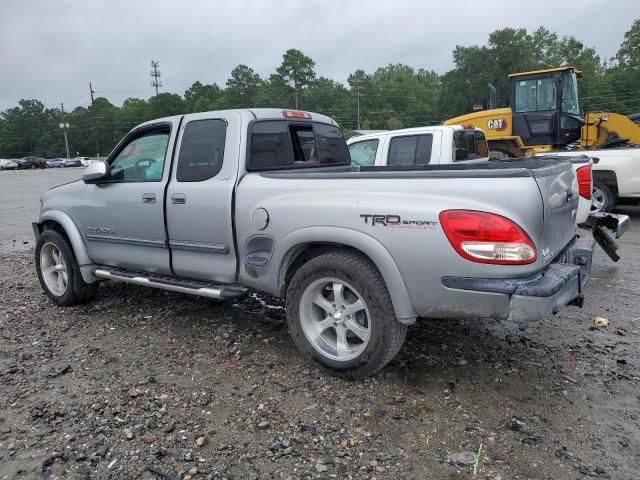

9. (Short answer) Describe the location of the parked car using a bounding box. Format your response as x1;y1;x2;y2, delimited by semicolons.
63;158;83;168
33;108;629;377
76;157;94;167
46;158;66;168
0;159;19;170
19;156;47;169
347;125;490;167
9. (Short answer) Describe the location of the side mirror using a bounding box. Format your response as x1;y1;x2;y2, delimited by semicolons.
83;161;109;183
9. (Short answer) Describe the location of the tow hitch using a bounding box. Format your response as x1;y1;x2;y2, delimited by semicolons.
585;212;631;262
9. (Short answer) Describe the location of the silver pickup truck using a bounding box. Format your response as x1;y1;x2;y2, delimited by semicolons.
33;108;629;377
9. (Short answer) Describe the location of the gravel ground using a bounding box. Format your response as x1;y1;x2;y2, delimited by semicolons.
0;171;639;479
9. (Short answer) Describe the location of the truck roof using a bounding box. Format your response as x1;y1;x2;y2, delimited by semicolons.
135;108;338;130
346;124;481;143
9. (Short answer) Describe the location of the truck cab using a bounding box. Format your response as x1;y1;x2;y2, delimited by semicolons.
347;125;489;167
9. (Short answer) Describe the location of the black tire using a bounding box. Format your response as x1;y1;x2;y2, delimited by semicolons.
35;229;98;306
286;250;407;378
591;181;616;213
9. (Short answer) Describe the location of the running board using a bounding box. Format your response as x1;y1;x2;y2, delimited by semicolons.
93;267;248;299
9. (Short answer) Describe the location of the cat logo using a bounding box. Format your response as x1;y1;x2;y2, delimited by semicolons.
487;118;508;131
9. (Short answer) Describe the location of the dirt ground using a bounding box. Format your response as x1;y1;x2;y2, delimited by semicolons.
0;172;638;479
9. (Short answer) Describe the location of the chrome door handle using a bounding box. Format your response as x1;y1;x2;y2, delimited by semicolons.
171;193;186;205
142;193;156;203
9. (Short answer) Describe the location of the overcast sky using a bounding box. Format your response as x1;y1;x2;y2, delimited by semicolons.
0;0;636;111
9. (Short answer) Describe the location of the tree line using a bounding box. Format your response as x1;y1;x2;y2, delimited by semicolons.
1;20;638;158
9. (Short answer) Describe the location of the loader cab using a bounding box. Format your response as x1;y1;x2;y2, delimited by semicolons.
510;67;583;148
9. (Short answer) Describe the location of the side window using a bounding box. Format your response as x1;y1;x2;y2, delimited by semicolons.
177;119;226;182
349;139;379;166
109;129;170;182
388;134;432;165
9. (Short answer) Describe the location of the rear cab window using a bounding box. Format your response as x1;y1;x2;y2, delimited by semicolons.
387;134;433;165
248;121;350;171
453;129;489;161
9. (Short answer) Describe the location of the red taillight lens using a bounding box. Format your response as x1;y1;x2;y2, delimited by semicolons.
439;210;537;265
282;110;312;119
576;165;592;200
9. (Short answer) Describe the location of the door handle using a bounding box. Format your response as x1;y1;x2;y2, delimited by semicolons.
171;193;186;205
142;193;156;203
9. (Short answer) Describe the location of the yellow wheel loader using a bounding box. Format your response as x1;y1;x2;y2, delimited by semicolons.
444;66;640;158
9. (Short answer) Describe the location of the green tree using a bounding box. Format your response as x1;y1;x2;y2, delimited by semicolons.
276;49;316;109
184;82;223;112
225;65;262;107
616;18;640;68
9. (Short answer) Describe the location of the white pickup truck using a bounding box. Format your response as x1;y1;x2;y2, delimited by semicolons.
351;126;594;225
347;125;489;166
540;148;640;212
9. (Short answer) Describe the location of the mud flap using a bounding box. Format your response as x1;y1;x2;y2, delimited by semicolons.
585;212;631;262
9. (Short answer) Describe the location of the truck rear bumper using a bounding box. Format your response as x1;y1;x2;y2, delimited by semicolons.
442;236;595;322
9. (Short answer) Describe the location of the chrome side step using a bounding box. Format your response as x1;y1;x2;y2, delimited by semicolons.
93;268;248;299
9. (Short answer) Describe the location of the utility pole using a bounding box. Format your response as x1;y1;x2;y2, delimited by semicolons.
89;82;100;158
356;80;361;130
351;74;363;129
59;103;71;159
150;61;162;96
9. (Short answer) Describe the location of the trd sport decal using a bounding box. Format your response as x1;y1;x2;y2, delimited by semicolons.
360;214;437;229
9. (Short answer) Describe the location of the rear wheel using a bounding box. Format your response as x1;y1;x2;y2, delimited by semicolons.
591;181;615;213
35;230;98;305
286;251;407;378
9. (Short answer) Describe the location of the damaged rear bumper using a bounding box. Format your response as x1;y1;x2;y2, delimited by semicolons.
442;236;595;322
585;212;630;262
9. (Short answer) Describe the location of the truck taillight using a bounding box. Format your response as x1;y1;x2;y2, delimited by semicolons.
439;210;537;265
576;165;592;200
282;110;312;119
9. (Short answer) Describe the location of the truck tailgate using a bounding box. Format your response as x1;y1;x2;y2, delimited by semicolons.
532;162;579;264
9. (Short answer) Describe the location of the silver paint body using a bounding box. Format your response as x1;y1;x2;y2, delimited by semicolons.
37;109;580;323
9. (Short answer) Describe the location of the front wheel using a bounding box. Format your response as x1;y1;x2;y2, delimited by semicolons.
35;229;98;305
591;181;616;213
286;251;407;378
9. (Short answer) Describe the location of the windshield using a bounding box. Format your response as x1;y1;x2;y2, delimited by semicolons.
561;71;581;116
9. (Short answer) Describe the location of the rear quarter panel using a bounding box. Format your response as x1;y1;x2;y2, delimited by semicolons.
235;172;547;318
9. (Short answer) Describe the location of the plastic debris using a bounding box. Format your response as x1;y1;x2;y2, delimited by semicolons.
594;316;609;328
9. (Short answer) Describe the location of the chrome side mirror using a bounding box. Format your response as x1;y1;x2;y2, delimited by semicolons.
83;161;109;183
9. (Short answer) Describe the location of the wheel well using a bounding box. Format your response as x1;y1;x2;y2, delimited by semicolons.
39;221;73;250
593;170;618;196
279;243;376;297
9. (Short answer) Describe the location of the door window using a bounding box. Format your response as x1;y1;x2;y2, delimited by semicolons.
109;129;170;182
388;134;432;165
349;139;379;166
177;119;227;182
